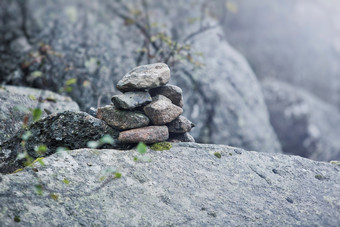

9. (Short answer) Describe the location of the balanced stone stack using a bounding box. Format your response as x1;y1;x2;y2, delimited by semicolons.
96;63;195;144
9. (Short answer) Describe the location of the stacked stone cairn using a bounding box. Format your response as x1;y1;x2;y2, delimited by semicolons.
96;63;195;145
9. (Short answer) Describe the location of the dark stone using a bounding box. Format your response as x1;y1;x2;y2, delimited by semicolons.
262;79;340;161
0;143;339;226
149;84;184;107
143;99;183;125
96;105;150;130
167;116;195;133
88;107;97;117
118;126;169;144
0;85;79;145
168;132;195;143
0;111;121;174
117;63;171;92
111;91;152;110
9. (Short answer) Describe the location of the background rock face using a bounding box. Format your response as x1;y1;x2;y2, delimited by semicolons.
262;80;340;161
0;85;79;145
0;0;281;153
221;0;340;109
0;143;339;226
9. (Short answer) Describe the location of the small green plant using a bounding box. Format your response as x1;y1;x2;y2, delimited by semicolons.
34;184;43;196
134;142;151;162
87;135;115;149
137;142;147;154
63;178;70;185
214;152;222;159
50;193;59;201
14;216;21;223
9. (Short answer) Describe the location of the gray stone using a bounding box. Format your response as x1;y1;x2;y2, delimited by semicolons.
111;91;152;110
143;99;183;125
0;0;281;153
167;116;195;133
117;63;171;92
96;105;150;130
152;94;172;102
150;84;184;107
0;85;79;145
0;111;122;174
169;132;195;143
118;126;169;144
262;79;340;161
0;143;339;226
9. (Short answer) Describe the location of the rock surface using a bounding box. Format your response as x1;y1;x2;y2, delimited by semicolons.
0;143;339;226
144;99;183;125
167;116;195;133
169;133;195;143
117;63;171;92
0;85;79;145
149;85;184;107
118;126;169;144
221;0;340;109
0;111;121;174
0;0;281;153
96;105;150;130
111;91;152;110
262;80;340;161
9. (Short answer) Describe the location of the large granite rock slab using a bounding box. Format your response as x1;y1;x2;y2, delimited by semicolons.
262;79;340;161
0;85;79;145
117;63;171;92
0;111;121;174
0;143;339;226
96;105;150;130
0;0;281;153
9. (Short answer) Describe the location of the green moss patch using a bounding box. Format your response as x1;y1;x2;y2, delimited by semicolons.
150;142;172;151
214;152;222;159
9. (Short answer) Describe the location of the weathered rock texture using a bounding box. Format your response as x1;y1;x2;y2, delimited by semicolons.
111;91;152;110
262;80;340;161
143;99;183;125
0;143;339;226
149;85;184;107
0;85;79;145
118;126;169;144
117;63;171;92
0;111;121;174
0;0;281;153
96;105;150;130
167;116;195;133
221;0;340;109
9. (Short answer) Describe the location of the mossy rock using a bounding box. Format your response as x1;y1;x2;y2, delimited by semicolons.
150;142;172;151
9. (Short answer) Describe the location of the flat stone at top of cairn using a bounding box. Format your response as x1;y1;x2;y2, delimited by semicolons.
117;63;171;92
149;84;184;107
118;126;169;144
97;105;149;130
143;98;183;125
111;91;152;110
